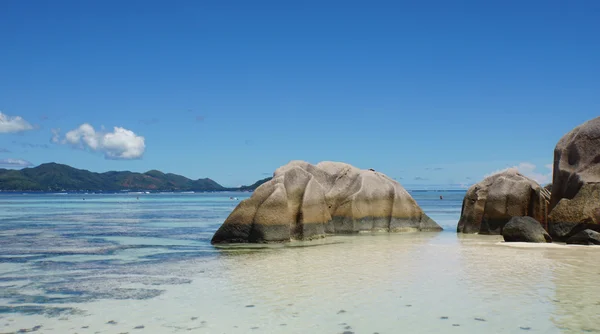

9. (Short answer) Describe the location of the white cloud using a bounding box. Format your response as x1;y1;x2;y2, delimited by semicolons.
485;162;552;185
58;123;145;159
545;164;553;170
51;128;61;143
0;158;33;168
0;112;34;133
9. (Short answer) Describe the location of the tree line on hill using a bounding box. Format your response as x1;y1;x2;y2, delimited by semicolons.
0;162;271;192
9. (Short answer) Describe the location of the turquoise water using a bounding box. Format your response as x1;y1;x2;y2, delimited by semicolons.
0;191;599;333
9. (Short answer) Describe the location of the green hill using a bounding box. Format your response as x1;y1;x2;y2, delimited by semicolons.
0;163;264;192
237;177;272;192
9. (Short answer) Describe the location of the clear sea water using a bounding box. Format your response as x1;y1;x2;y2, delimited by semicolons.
0;191;599;333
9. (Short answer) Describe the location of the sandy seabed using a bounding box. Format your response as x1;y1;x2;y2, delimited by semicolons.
3;232;600;334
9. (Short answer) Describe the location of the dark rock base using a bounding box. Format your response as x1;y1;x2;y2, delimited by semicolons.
211;216;443;244
549;222;600;242
566;229;600;245
502;217;552;243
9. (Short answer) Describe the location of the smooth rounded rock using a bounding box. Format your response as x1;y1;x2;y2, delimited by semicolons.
457;170;550;234
211;161;442;243
502;216;552;243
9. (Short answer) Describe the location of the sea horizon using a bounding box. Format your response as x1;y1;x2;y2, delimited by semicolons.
2;1;599;332
0;185;472;194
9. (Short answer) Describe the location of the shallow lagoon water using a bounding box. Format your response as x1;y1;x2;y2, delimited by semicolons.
1;191;599;333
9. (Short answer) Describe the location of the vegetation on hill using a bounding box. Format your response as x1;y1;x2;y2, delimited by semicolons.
0;163;263;192
237;177;272;192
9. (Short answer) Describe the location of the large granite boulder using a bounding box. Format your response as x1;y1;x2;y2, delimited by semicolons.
550;117;600;208
211;161;442;243
549;183;600;240
457;169;550;234
566;229;600;245
502;216;552;243
548;117;600;240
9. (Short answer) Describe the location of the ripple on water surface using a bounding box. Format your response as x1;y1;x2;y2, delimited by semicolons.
1;192;600;333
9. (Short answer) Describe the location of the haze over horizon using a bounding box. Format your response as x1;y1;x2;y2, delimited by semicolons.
1;1;598;187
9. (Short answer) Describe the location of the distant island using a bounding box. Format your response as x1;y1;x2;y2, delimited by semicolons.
0;162;272;192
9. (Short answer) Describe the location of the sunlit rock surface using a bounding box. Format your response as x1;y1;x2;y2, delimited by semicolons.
211;161;442;243
549;117;600;240
457;169;550;234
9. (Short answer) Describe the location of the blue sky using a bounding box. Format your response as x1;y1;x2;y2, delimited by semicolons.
0;0;598;187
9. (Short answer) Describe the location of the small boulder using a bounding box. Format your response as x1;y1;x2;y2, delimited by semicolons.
502;216;552;243
566;229;600;245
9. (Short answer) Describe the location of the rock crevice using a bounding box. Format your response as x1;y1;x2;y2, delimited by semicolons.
548;117;600;241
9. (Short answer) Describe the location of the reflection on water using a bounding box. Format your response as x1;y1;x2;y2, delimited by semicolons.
0;191;599;333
